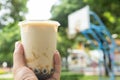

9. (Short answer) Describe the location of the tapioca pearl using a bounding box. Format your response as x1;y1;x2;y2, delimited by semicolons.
50;68;54;74
34;68;40;74
42;68;48;74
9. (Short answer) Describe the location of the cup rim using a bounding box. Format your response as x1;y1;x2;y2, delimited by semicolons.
19;20;60;27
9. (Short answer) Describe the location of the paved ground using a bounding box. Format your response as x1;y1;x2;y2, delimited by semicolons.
0;73;13;79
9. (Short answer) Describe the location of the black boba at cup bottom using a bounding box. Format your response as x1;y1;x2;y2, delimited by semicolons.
34;68;55;80
36;73;52;80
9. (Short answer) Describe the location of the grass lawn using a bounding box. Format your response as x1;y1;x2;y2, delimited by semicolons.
0;79;13;80
61;71;120;80
61;71;98;80
0;71;120;80
61;72;120;80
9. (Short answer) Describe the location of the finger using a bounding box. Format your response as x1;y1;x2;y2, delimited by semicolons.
13;41;25;69
54;51;61;73
47;78;58;80
14;67;38;80
47;77;57;80
52;51;61;80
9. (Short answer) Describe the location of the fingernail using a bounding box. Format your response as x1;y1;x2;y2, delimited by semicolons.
15;42;20;48
55;50;59;53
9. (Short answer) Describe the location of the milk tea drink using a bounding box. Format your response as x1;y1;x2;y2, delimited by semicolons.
19;20;60;80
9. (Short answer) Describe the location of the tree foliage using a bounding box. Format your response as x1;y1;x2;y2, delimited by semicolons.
0;23;20;66
51;0;120;34
0;0;27;66
51;0;120;58
0;0;27;28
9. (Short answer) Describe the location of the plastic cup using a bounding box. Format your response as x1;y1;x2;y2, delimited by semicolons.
19;20;60;80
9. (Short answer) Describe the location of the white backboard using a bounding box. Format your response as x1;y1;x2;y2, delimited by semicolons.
68;5;90;36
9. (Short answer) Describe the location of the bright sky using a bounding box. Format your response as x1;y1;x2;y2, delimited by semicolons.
26;0;58;20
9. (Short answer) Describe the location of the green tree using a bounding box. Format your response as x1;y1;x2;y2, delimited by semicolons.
0;0;27;67
0;0;27;28
0;23;20;66
51;0;120;72
57;27;75;70
51;0;120;35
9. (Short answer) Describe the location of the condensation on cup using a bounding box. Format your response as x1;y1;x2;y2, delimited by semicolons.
19;20;60;80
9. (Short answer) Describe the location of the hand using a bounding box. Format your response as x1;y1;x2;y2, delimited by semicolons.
13;42;61;80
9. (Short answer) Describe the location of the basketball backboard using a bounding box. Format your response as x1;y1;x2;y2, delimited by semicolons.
68;5;90;38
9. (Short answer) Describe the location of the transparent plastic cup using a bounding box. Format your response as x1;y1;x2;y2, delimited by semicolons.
19;20;60;80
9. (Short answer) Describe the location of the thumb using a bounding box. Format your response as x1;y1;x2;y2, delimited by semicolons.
13;41;25;69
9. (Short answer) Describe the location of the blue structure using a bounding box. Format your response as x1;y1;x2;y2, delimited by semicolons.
81;11;116;80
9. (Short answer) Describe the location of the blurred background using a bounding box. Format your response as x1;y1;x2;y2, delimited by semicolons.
0;0;120;80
